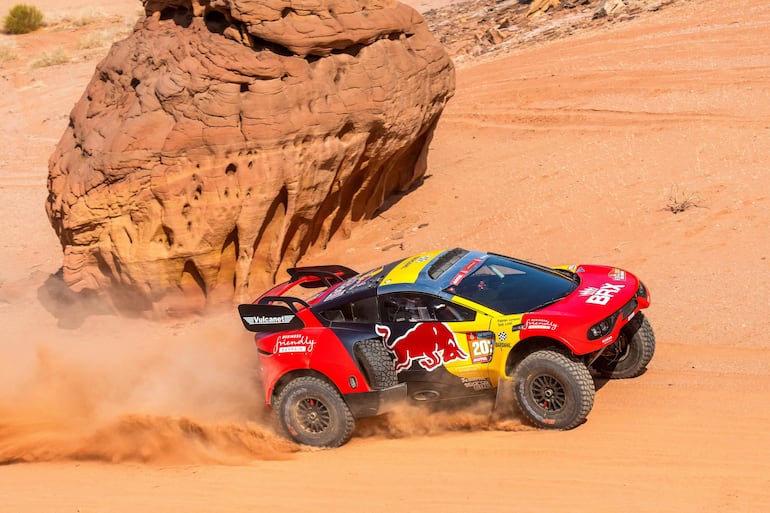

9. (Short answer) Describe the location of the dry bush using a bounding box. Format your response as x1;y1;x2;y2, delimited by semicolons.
77;30;109;50
0;41;19;62
45;8;106;28
77;25;132;50
665;185;702;214
30;46;68;67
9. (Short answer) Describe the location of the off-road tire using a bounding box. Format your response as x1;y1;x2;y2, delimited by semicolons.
593;313;655;379
355;338;398;389
513;349;595;430
275;376;355;448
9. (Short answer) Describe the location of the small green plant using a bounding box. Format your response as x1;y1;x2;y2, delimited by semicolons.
30;46;68;67
3;4;44;35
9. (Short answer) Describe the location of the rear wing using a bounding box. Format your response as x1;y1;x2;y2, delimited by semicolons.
238;303;306;333
257;264;358;301
287;265;358;288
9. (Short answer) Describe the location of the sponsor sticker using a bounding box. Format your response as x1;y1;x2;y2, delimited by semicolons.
461;377;493;391
467;331;495;364
581;283;625;305
243;314;295;326
608;268;626;281
525;318;558;331
273;333;317;354
450;257;484;286
376;323;469;372
326;267;384;301
398;255;433;269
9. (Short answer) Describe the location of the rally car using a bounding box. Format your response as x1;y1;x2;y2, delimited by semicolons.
238;248;654;447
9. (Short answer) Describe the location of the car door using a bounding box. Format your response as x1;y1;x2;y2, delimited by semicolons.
377;292;495;400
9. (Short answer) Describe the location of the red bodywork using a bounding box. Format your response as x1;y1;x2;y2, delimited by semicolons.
252;266;369;406
517;264;651;355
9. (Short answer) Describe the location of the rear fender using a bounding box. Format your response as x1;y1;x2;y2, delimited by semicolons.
261;328;372;406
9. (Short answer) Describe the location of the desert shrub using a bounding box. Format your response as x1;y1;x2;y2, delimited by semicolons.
30;46;68;67
77;30;108;50
665;185;702;214
71;8;106;27
0;41;18;62
3;4;44;35
78;26;131;50
43;8;109;29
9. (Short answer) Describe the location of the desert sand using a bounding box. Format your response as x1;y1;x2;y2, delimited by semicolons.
0;0;769;511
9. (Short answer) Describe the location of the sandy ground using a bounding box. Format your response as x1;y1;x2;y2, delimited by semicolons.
1;0;769;511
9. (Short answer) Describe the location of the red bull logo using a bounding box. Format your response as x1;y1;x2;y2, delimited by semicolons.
375;323;469;372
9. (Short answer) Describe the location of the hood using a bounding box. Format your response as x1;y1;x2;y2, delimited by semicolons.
544;264;639;316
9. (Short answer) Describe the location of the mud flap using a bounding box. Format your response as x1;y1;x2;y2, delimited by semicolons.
493;376;517;417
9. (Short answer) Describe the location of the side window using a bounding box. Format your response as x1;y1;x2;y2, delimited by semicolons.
319;296;379;323
431;299;476;322
380;293;476;323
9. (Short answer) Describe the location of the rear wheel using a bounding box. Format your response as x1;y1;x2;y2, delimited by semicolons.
593;314;655;379
275;376;355;448
513;349;595;430
355;338;397;389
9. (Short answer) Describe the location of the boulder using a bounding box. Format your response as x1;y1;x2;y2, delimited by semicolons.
527;0;561;17
593;0;627;18
46;0;455;315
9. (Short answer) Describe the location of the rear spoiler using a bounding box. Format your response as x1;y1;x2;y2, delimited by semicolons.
238;303;305;333
255;264;358;301
287;265;358;288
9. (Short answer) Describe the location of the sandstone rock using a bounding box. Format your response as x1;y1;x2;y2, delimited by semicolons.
421;0;681;62
593;0;627;19
527;0;561;18
46;0;455;315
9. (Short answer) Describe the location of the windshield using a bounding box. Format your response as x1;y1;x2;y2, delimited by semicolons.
446;255;578;314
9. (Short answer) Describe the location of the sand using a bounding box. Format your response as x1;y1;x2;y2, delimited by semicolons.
0;0;769;511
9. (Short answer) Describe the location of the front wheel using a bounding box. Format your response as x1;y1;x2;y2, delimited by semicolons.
513;349;595;430
593;314;655;379
275;376;355;448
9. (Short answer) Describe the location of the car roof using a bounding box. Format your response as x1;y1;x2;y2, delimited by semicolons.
317;248;488;307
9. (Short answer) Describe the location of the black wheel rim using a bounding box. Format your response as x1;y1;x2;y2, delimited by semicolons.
295;397;331;434
530;374;566;412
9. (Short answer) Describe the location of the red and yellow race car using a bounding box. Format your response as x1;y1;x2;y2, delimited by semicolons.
238;248;654;447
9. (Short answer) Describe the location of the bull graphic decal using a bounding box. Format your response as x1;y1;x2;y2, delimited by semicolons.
375;323;469;372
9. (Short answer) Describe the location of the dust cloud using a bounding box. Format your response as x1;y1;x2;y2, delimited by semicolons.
355;401;534;440
0;303;299;464
1;281;530;464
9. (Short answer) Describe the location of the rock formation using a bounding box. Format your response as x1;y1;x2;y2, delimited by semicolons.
528;0;562;18
46;0;455;315
422;0;677;62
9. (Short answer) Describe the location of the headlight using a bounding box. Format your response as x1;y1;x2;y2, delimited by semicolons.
587;313;618;340
637;280;648;299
